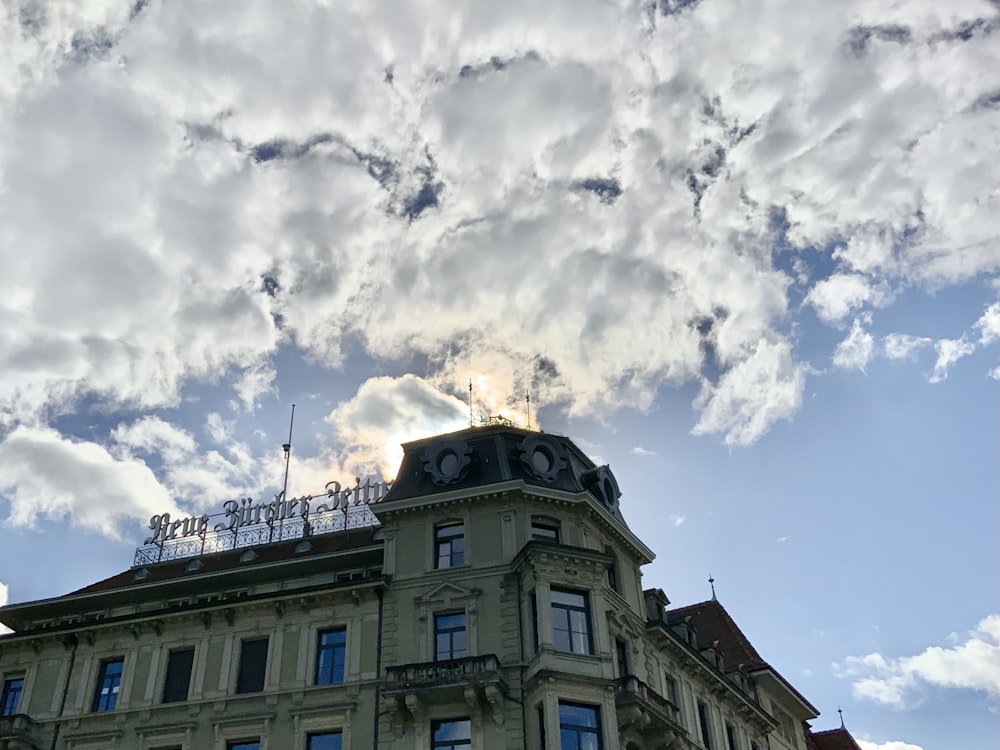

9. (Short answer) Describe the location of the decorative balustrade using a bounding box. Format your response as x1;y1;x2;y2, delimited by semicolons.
0;713;42;750
616;675;683;726
385;654;503;689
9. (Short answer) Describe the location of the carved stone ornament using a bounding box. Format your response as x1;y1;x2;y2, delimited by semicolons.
422;438;474;485
517;435;567;482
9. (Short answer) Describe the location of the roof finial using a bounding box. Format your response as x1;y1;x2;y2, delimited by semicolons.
838;706;844;728
469;378;474;427
709;574;717;600
526;392;531;430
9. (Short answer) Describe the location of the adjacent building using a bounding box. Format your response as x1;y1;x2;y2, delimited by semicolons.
0;423;862;750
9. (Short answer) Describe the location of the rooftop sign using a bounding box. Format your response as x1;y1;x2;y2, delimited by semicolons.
133;478;391;567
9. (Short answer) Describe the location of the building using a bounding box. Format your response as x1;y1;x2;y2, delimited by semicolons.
0;423;862;750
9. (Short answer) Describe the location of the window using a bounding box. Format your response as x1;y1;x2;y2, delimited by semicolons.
307;732;343;750
431;718;472;749
726;723;738;750
227;742;260;750
1;677;24;716
532;516;560;542
615;639;629;678
605;547;618;592
698;701;713;750
315;628;346;685
551;588;592;655
92;658;124;712
663;672;679;705
162;648;194;703
538;704;547;750
435;613;468;661
236;637;269;694
435;523;465;568
559;702;602;750
530;591;539;652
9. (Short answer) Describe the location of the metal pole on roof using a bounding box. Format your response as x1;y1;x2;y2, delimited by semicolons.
277;404;296;542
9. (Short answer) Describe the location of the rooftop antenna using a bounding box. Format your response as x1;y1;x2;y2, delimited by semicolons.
837;706;844;728
526;392;531;430
709;574;717;600
281;404;296;501
468;379;474;427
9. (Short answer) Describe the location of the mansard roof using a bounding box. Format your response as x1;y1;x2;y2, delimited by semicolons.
807;727;864;750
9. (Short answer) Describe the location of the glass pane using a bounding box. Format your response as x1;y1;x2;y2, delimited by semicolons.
560;729;580;750
551;590;584;608
436;613;464;630
570;610;589;633
307;732;343;750
580;732;600;750
560;703;598;728
437;633;450;658
433;719;472;740
553;628;571;652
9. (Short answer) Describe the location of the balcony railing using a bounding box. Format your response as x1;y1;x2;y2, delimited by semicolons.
616;675;684;728
0;713;42;750
385;654;503;689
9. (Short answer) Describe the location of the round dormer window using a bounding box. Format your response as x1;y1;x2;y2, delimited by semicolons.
518;435;567;482
531;446;553;475
439;451;459;476
422;439;473;485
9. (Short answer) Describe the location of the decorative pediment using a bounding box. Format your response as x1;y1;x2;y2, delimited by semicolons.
415;581;481;609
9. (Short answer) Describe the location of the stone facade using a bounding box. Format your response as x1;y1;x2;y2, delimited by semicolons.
0;424;857;750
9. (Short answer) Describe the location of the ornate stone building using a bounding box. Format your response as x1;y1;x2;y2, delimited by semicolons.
0;424;860;750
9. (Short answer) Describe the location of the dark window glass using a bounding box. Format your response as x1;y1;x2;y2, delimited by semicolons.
726;723;738;750
664;673;679;705
315;628;347;685
431;718;472;749
698;701;713;750
605;547;618;592
538;704;547;750
559;702;602;750
307;732;343;750
435;523;465;568
435;613;468;661
162;648;194;703
227;742;260;750
531;517;560;542
530;591;539;653
236;637;269;694
92;658;124;712
615;639;629;678
1;677;24;716
551;588;592;655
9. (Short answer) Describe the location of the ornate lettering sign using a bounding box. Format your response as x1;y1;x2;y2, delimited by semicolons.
134;478;391;566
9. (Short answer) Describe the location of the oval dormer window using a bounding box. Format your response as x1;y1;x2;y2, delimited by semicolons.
439;451;459;476
531;446;553;475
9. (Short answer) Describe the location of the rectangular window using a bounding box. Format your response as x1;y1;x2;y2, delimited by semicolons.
162;648;194;703
538;704;547;750
1;677;24;716
315;628;347;685
726;723;738;750
307;732;343;750
435;523;465;568
615;639;629;678
663;672;679;705
227;742;260;750
236;637;269;694
559;702;602;750
605;548;618;592
698;701;713;750
431;718;472;749
92;658;124;712
435;613;468;661
531;517;561;542
551;588;592;655
530;591;539;653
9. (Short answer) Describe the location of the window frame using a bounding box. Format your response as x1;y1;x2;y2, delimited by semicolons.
698;700;714;750
434;611;468;661
235;636;270;695
531;516;561;543
615;639;629;678
161;647;195;704
558;701;603;750
434;522;465;569
226;741;261;750
550;587;593;655
1;675;24;716
430;717;472;750
314;627;347;686
306;731;343;750
92;657;125;713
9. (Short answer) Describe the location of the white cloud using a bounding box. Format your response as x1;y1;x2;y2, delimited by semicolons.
0;0;995;459
631;446;656;456
928;337;977;383
0;580;11;634
883;334;933;361
974;300;1000;346
671;515;686;527
857;741;925;750
0;426;181;540
833;315;875;371
837;614;1000;708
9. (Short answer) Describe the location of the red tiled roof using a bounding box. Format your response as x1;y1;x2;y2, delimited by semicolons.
666;598;768;670
808;727;863;750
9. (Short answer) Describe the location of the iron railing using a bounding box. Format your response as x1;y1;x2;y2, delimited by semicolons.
616;675;682;724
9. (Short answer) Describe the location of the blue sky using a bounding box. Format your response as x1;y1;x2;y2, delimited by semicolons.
0;2;998;749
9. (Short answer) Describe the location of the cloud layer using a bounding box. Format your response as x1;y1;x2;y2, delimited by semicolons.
837;614;1000;708
0;0;998;535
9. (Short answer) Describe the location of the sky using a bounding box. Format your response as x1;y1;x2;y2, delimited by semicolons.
0;0;997;748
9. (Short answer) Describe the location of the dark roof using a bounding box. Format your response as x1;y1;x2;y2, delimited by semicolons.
666;598;768;670
808;727;863;750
